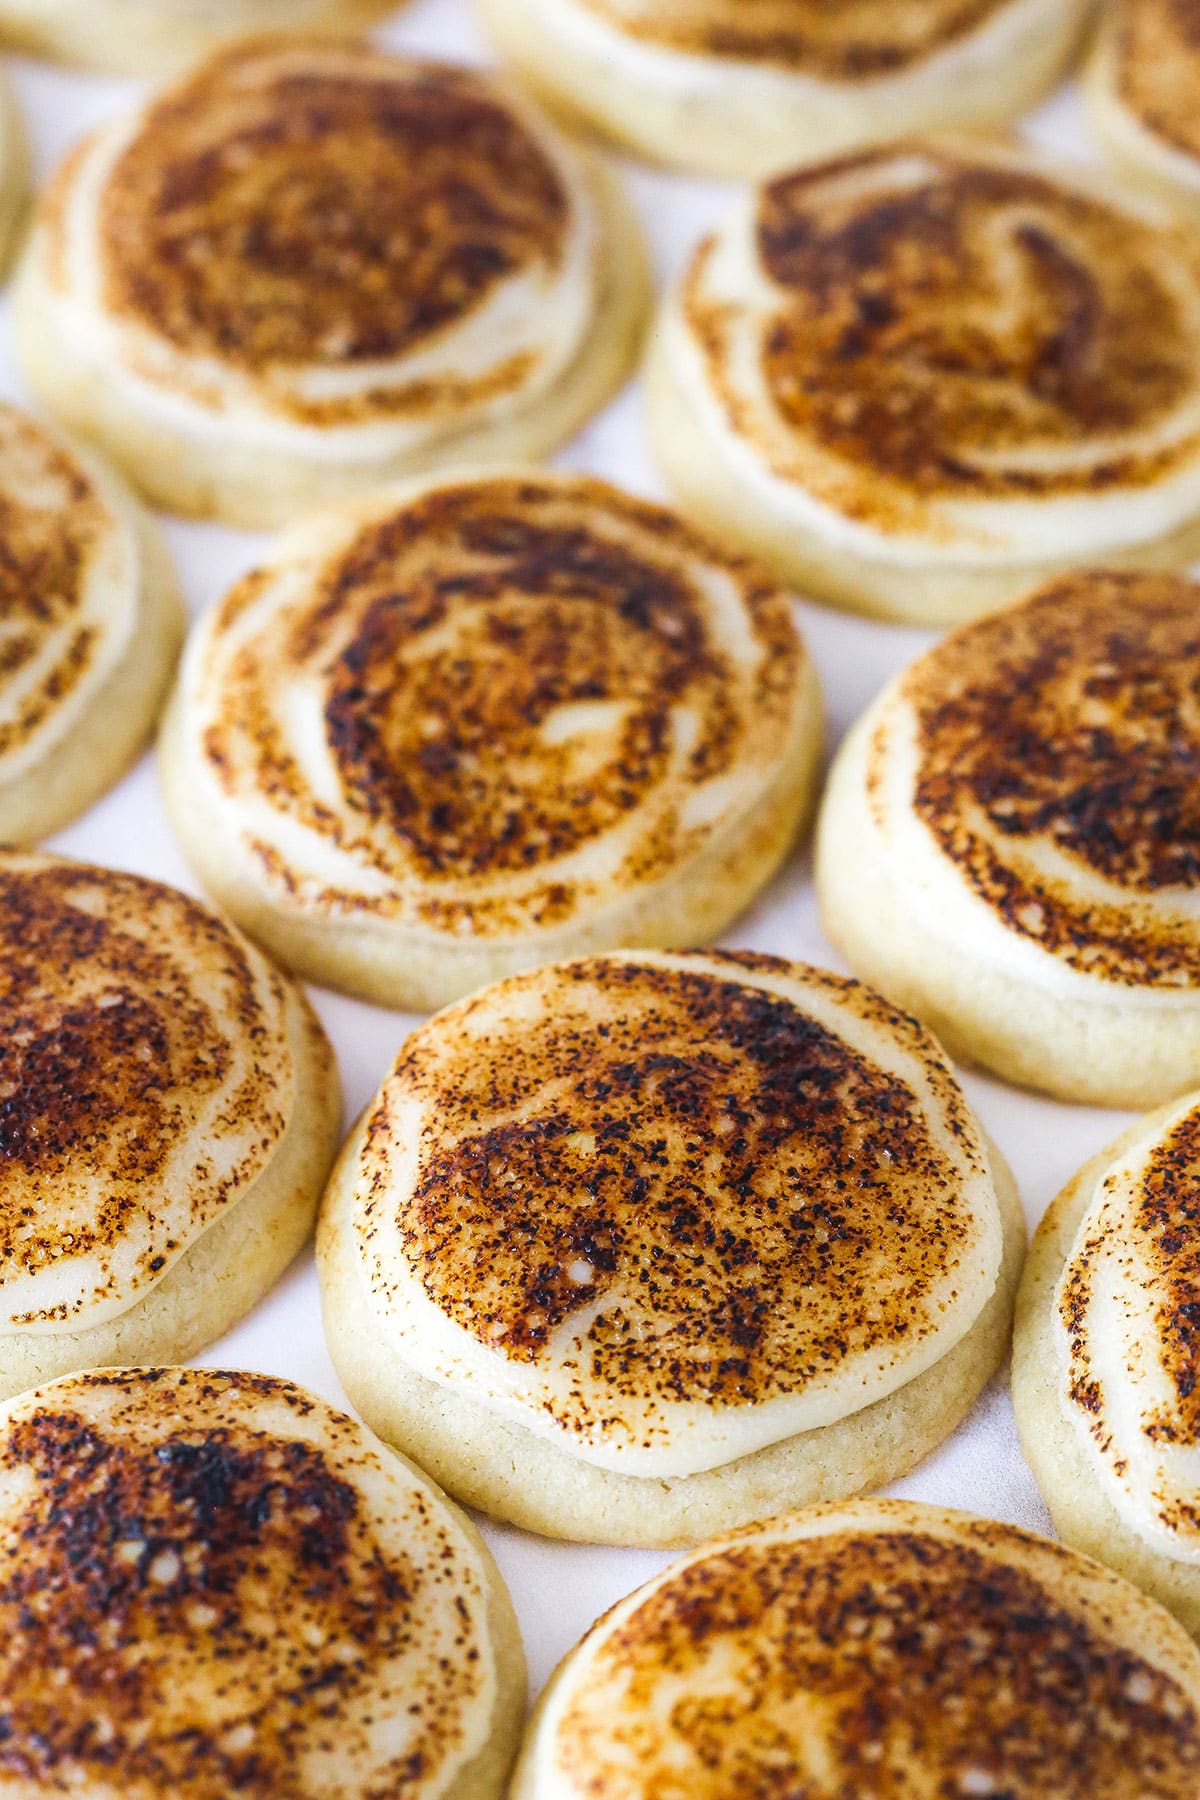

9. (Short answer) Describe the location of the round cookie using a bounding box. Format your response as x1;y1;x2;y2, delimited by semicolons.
1014;1094;1200;1639
647;137;1200;625
1088;0;1200;219
0;1367;525;1798
817;570;1200;1108
0;850;342;1398
13;40;649;529
316;949;1024;1547
478;0;1090;179
159;470;822;1011
0;405;182;844
0;0;401;76
512;1498;1200;1798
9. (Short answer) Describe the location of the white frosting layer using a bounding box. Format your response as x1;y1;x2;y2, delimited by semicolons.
352;951;1004;1478
1055;1097;1200;1563
663;142;1200;567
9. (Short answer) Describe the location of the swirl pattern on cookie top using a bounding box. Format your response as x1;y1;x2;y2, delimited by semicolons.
864;572;1200;989
1057;1096;1200;1562
673;141;1200;555
573;0;1025;75
40;39;599;436
1111;0;1200;162
353;952;1003;1477
0;1368;501;1797
525;1505;1200;1797
0;406;139;781
183;475;805;939
0;854;295;1335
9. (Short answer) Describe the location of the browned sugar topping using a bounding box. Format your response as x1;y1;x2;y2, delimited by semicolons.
374;956;982;1427
683;144;1200;521
204;477;800;934
0;858;287;1314
575;0;1013;76
95;44;569;419
903;571;1200;986
0;409;112;764
0;1370;485;1797
1114;0;1200;161
1061;1103;1200;1537
554;1522;1200;1796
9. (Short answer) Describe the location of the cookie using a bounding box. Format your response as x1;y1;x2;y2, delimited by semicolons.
0;850;341;1397
0;0;399;74
647;138;1200;624
13;40;648;528
817;570;1200;1107
1014;1094;1200;1639
479;0;1089;178
0;1367;525;1797
317;950;1023;1546
512;1498;1200;1798
1088;0;1200;218
0;405;182;843
159;471;822;1010
0;66;27;273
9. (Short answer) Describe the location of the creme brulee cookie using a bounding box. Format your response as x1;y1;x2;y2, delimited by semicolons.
1015;1095;1200;1639
647;138;1200;624
817;570;1200;1108
1088;0;1200;219
0;0;400;76
0;405;182;844
0;1368;525;1798
0;851;341;1397
316;951;1024;1547
511;1500;1200;1798
159;471;822;1011
13;41;648;529
478;0;1089;178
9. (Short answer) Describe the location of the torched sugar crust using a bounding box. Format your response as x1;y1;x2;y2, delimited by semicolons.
0;407;134;776
530;1503;1200;1797
1112;0;1200;162
45;40;583;428
192;474;805;938
890;571;1200;987
355;952;1000;1460
0;1368;500;1798
0;853;294;1333
681;141;1200;536
571;0;1021;77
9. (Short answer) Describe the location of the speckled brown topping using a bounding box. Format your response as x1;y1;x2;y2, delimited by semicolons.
0;407;125;770
93;41;572;423
360;953;995;1450
196;476;803;936
0;853;293;1330
0;1368;495;1798
1113;0;1200;161
1061;1102;1200;1541
575;0;1013;76
548;1509;1200;1796
899;571;1200;986
682;142;1200;527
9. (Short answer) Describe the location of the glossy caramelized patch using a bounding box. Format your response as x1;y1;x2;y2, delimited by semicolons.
0;407;136;777
191;476;804;936
680;143;1200;533
899;571;1200;985
1058;1099;1200;1557
356;953;1001;1474
0;1369;497;1798
541;1508;1200;1797
576;0;1016;75
0;853;293;1334
1113;0;1200;161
